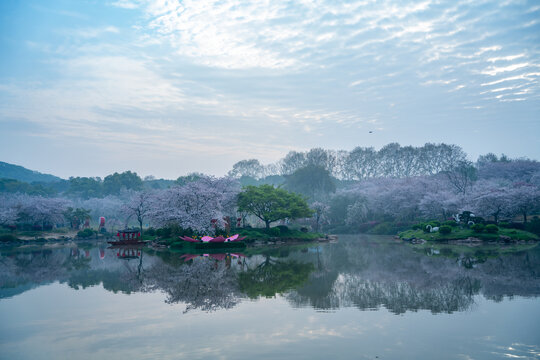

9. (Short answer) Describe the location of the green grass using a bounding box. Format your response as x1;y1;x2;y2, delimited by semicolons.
399;227;539;241
238;228;324;241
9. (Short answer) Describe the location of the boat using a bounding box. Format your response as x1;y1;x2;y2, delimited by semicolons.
108;229;145;246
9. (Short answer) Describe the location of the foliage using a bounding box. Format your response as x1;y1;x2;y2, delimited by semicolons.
0;178;57;196
284;165;336;200
485;224;499;233
367;222;397;235
526;217;540;236
231;143;468;180
175;172;205;186
471;224;485;233
238;259;314;298
77;228;95;238
63;207;91;229
228;159;264;179
65;177;103;199
238;227;323;241
439;225;452;234
156;224;196;240
237;185;313;229
149;176;239;234
400;227;538;241
103;171;143;195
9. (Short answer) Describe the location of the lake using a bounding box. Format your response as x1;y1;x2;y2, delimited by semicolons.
1;235;539;359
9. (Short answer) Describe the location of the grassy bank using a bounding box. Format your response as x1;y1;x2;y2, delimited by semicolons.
238;227;325;242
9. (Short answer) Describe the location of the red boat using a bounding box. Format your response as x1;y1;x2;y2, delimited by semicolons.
108;229;145;246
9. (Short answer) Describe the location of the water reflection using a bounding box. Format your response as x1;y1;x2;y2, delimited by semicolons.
1;235;539;314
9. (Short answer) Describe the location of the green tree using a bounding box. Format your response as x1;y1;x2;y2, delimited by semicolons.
237;185;313;229
0;178;57;196
66;177;103;199
284;165;336;200
63;207;91;229
238;258;314;298
103;171;143;195
175;172;205;186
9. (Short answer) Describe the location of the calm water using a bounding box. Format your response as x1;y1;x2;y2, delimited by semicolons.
1;235;540;360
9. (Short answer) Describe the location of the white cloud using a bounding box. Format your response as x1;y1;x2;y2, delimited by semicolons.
481;63;531;76
109;0;140;9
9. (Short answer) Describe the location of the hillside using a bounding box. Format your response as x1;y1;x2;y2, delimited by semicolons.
0;161;63;183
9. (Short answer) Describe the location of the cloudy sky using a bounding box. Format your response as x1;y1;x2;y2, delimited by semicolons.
1;0;539;179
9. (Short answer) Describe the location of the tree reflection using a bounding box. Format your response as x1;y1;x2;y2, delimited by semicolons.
238;256;314;298
1;238;539;315
287;236;540;314
143;257;242;312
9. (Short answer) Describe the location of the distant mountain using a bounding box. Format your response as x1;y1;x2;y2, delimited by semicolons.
0;161;63;183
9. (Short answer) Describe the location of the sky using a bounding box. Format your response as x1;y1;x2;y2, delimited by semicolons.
0;0;539;179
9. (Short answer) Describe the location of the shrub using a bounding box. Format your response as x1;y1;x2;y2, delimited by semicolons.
525;217;540;236
276;225;290;234
77;228;95;238
439;225;452;234
156;227;172;238
471;224;485;233
442;220;458;227
412;223;424;230
368;222;395;235
268;227;281;237
485;224;499;233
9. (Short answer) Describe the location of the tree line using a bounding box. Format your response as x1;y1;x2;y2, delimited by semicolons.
229;142;468;180
1;143;539;236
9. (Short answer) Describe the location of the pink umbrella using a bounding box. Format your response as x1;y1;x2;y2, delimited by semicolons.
210;236;226;243
201;236;214;242
180;236;200;243
226;234;239;242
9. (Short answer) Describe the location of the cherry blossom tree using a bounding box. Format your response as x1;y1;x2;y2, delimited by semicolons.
17;194;71;228
0;194;20;226
467;180;513;223
419;190;463;221
148;177;240;234
311;201;330;231
507;183;540;223
80;195;125;231
121;190;156;232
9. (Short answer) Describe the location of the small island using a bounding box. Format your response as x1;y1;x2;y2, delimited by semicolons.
399;211;539;244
